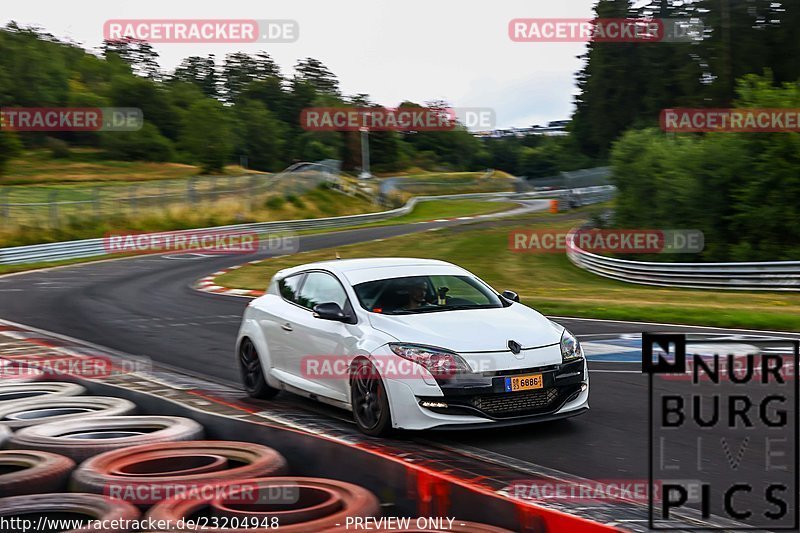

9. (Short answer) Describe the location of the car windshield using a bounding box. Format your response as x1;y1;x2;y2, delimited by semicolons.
353;275;504;315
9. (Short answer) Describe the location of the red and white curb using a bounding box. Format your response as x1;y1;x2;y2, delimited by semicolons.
194;261;265;299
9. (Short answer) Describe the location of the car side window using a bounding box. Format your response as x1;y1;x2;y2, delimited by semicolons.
278;274;304;303
296;272;348;310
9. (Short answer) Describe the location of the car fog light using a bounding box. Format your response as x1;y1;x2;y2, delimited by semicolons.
420;401;448;409
580;383;588;392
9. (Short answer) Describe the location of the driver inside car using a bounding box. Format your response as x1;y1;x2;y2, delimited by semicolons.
399;279;430;310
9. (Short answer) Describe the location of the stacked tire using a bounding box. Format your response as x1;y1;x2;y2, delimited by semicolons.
0;381;507;532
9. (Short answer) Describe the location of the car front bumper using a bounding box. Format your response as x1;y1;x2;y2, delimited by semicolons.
384;357;589;430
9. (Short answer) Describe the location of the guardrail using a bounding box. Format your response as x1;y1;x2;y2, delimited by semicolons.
566;229;800;291
0;186;615;265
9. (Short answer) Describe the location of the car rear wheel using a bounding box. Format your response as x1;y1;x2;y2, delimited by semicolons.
239;338;280;399
350;359;392;437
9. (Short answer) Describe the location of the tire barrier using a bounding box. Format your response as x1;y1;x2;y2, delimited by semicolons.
0;396;136;429
147;477;381;532
0;382;86;404
72;441;289;505
0;450;75;497
0;493;140;532
8;416;204;462
0;424;9;447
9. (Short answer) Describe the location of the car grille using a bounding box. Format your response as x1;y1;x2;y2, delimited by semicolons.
469;387;559;416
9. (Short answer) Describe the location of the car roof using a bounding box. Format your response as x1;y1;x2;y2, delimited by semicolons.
275;257;458;281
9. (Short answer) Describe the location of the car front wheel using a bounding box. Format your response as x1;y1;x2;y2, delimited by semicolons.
350;358;392;437
239;338;280;400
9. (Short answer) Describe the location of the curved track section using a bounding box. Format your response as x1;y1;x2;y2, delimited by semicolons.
1;200;797;529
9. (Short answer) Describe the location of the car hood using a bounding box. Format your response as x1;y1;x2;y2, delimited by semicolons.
367;304;563;353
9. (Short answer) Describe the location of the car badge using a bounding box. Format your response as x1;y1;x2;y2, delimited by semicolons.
508;340;522;354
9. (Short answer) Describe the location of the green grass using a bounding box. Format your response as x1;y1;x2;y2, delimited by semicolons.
1;149;250;186
217;215;800;332
379;171;517;202
388;199;514;223
0;185;380;247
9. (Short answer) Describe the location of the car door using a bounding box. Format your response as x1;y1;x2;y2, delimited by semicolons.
284;271;357;402
258;272;306;375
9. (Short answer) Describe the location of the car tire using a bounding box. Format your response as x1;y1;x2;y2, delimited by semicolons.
350;358;393;437
239;338;280;400
0;450;76;497
0;493;139;531
147;477;380;532
8;416;204;462
71;441;289;501
0;396;137;429
0;382;86;405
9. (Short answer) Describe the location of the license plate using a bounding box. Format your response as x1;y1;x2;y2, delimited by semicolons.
505;373;543;392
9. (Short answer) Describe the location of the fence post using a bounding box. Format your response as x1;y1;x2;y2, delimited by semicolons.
130;185;138;215
92;187;100;219
48;190;58;228
0;188;8;226
248;175;257;211
187;177;196;206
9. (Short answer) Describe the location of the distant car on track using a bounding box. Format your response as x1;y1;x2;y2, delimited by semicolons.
236;258;588;435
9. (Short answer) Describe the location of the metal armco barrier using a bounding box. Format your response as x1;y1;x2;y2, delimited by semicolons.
0;186;616;265
566;230;800;291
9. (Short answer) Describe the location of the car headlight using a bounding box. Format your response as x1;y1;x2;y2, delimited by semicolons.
389;343;471;376
560;329;583;362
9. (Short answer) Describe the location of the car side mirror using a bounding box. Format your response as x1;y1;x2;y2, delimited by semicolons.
501;290;520;303
313;302;349;322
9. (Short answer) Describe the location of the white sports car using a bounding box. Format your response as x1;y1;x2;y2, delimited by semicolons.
236;258;589;435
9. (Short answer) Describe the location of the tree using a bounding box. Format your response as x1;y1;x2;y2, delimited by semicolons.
0;129;21;176
232;100;286;171
102;38;161;80
293;58;340;96
172;55;219;98
221;51;281;103
102;122;174;162
180;99;233;173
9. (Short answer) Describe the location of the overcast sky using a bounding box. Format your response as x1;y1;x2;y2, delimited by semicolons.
3;0;597;128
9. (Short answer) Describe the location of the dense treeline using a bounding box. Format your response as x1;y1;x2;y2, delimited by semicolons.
612;74;800;261
0;23;593;177
573;0;800;260
573;0;800;158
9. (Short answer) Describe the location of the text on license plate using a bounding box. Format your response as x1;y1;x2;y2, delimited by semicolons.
505;373;543;392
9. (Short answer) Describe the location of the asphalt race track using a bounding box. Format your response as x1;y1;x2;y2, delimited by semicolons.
1;201;797;526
